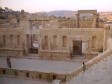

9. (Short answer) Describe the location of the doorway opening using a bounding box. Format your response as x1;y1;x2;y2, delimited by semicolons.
73;41;82;55
53;75;56;80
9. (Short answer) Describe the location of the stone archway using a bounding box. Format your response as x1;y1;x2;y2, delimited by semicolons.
76;10;99;28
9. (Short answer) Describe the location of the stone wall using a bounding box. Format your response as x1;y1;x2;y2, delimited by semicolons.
107;37;112;49
58;19;104;28
0;28;27;57
0;67;66;82
38;28;104;60
39;50;70;60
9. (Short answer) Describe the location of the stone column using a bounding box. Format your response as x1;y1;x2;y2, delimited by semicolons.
76;14;79;28
103;26;110;51
92;14;97;28
39;37;42;50
48;36;51;50
84;37;92;60
96;13;99;28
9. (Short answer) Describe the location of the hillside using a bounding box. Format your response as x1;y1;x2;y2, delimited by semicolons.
46;10;112;21
46;10;76;17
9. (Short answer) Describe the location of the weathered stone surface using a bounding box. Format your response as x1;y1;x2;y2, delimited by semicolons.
38;28;104;60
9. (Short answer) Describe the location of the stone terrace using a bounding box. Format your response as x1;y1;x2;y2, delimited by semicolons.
0;57;81;74
0;57;82;82
0;54;112;84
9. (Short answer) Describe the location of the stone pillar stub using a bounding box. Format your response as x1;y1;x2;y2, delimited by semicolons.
76;13;79;28
92;14;97;28
92;13;99;28
103;27;110;51
96;13;99;28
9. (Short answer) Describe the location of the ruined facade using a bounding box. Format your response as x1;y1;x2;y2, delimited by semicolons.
58;10;104;28
38;28;104;60
0;10;39;56
1;9;112;83
0;28;27;57
0;10;108;59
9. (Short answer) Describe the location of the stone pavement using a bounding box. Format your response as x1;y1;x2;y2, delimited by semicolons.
0;55;112;84
66;55;112;84
0;57;81;74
